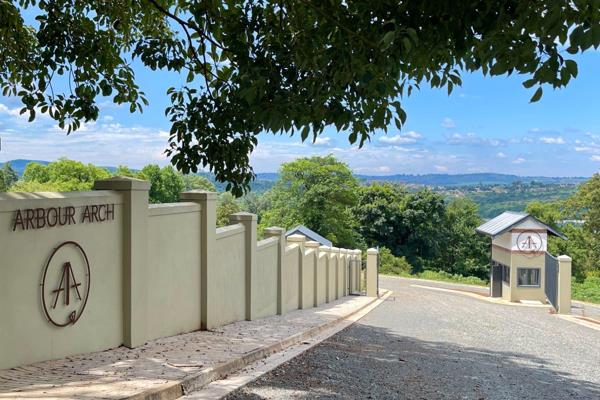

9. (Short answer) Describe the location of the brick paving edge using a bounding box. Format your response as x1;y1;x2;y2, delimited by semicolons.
125;294;386;400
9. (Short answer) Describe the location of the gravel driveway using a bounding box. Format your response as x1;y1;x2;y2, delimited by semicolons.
225;276;600;399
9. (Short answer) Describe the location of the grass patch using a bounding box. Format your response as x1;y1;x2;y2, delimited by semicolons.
572;276;600;304
383;269;488;287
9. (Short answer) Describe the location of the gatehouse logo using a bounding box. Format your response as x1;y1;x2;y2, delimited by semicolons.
516;231;543;256
41;241;91;327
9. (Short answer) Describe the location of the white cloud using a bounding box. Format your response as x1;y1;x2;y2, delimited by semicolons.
539;136;565;145
312;137;332;146
441;118;455;129
379;131;422;144
434;165;449;172
447;132;502;147
512;157;526;164
496;152;507;158
591;155;600;162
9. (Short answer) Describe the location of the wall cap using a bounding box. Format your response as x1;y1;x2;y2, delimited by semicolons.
180;190;217;201
94;176;150;191
287;234;306;242
305;241;320;248
557;255;572;262
367;248;378;255
319;246;331;252
229;212;258;222
264;227;285;236
330;247;340;253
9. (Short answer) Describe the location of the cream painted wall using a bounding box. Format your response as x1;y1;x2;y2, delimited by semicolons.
337;253;345;298
147;203;202;340
283;245;300;313
301;249;316;309
0;180;365;370
328;252;337;301
254;238;279;319
510;253;546;302
0;191;124;370
492;232;512;250
213;225;246;327
316;253;327;305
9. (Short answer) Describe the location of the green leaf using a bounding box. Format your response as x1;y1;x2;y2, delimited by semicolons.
565;60;578;78
530;86;543;103
381;31;395;48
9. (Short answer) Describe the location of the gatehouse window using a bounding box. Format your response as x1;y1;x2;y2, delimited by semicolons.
517;268;540;287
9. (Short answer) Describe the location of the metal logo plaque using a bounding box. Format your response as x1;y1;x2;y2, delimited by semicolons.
41;241;91;327
516;231;543;257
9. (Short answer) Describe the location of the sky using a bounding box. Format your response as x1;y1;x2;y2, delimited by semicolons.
1;52;599;177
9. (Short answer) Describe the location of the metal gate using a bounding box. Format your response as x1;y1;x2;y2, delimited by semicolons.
545;252;558;310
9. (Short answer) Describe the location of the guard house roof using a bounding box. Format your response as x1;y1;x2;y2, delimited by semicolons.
476;211;567;240
286;225;333;247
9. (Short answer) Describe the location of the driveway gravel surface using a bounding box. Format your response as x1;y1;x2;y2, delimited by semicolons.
226;276;600;399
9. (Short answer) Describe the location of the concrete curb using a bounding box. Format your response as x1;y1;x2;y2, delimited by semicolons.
126;293;386;400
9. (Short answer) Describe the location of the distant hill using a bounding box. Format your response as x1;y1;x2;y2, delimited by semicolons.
0;159;49;175
356;173;588;186
0;159;589;189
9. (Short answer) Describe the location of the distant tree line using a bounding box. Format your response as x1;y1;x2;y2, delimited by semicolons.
4;156;597;286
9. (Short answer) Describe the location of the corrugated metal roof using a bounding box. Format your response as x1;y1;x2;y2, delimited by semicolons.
476;211;567;239
476;211;528;237
285;225;333;247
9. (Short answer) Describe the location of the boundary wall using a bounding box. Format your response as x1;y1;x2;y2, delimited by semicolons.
0;177;364;369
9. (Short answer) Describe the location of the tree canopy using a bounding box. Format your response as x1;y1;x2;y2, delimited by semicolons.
3;1;599;194
261;155;361;248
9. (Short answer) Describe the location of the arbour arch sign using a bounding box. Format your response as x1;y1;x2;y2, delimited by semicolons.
41;241;91;327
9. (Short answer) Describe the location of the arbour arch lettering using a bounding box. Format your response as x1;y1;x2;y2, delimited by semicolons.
12;204;115;231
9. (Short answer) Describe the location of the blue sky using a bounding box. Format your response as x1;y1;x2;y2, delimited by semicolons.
1;52;599;177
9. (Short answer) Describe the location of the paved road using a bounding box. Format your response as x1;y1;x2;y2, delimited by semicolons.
226;276;600;399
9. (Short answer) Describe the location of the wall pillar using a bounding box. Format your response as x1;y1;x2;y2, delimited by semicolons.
320;246;331;303
94;177;150;347
342;249;349;296
557;255;572;314
353;249;361;293
330;247;340;299
366;248;378;297
229;212;258;320
287;234;306;308
180;190;217;330
305;241;320;308
264;227;286;315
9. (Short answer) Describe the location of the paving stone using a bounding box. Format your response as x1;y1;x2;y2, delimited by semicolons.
0;295;372;399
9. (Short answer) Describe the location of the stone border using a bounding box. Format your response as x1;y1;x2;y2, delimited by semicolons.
127;292;388;400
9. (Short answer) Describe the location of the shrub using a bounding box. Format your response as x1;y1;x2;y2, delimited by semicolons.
378;247;412;276
572;276;600;304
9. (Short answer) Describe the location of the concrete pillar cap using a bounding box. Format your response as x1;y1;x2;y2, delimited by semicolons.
367;248;378;255
264;226;285;235
229;212;258;221
319;245;331;252
287;234;306;242
330;247;340;253
557;255;572;262
94;176;150;191
305;241;320;248
180;190;217;201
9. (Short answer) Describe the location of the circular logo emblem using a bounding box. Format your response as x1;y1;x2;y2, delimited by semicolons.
516;231;543;255
41;241;91;327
